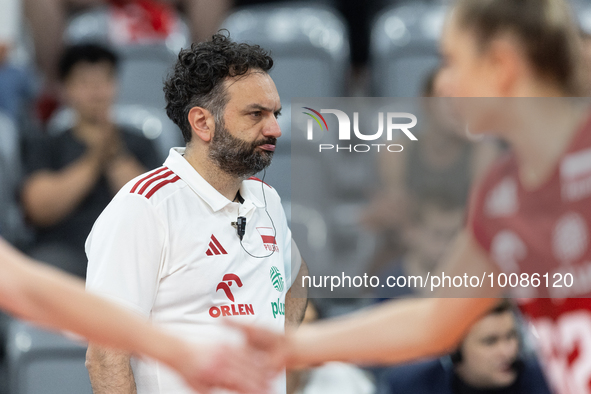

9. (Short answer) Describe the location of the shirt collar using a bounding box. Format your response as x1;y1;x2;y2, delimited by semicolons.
239;181;265;209
164;148;264;211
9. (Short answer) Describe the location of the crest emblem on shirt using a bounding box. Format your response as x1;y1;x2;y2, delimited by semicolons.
490;230;538;298
490;230;526;274
560;148;591;201
485;177;518;217
257;227;279;252
552;212;589;264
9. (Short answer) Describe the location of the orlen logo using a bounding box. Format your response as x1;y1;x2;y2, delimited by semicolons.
303;107;417;153
209;274;255;318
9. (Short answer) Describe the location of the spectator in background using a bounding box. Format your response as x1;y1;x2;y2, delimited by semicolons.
23;0;231;112
373;193;465;299
376;300;551;394
21;43;159;278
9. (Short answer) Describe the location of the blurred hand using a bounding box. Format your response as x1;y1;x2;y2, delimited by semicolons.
172;342;275;394
83;125;123;166
235;323;288;373
228;322;321;370
102;127;125;160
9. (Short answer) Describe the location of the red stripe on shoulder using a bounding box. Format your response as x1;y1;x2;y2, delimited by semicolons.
138;170;174;195
247;176;272;188
130;167;168;193
145;175;181;199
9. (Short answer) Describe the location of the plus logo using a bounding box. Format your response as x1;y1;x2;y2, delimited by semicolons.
209;273;255;318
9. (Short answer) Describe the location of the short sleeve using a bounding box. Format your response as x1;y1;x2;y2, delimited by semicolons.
85;193;166;317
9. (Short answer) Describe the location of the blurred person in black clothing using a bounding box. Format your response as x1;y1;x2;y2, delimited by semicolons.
376;300;551;394
21;43;159;277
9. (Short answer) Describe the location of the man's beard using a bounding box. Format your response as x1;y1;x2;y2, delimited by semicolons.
208;121;276;178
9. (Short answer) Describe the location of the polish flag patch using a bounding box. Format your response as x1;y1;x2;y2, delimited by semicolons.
257;227;279;252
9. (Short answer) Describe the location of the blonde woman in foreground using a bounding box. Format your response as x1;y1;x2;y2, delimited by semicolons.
271;1;591;393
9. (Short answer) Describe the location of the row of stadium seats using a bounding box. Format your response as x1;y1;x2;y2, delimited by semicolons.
59;1;439;112
5;321;91;394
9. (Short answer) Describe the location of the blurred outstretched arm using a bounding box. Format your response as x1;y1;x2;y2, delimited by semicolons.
0;238;271;394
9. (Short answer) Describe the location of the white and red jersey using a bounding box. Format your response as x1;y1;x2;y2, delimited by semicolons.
468;114;591;393
86;147;301;394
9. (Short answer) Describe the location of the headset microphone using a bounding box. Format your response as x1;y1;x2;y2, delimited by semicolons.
231;168;276;258
233;216;246;240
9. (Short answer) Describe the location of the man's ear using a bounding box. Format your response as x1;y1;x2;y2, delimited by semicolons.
188;107;215;142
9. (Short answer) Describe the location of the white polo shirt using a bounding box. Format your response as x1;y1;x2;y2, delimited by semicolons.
86;147;301;394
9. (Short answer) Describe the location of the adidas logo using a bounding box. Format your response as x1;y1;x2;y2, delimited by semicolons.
206;235;228;256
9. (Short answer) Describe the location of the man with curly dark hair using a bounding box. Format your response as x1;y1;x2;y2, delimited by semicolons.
85;32;308;394
163;32;278;179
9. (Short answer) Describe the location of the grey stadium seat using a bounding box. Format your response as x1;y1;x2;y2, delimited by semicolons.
371;0;588;98
64;6;190;110
115;45;176;109
64;6;190;53
370;1;447;97
6;319;91;394
63;6;111;45
221;2;349;100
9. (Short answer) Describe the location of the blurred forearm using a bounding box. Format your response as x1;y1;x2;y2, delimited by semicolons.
21;152;103;226
0;239;190;375
288;231;502;367
289;297;493;366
